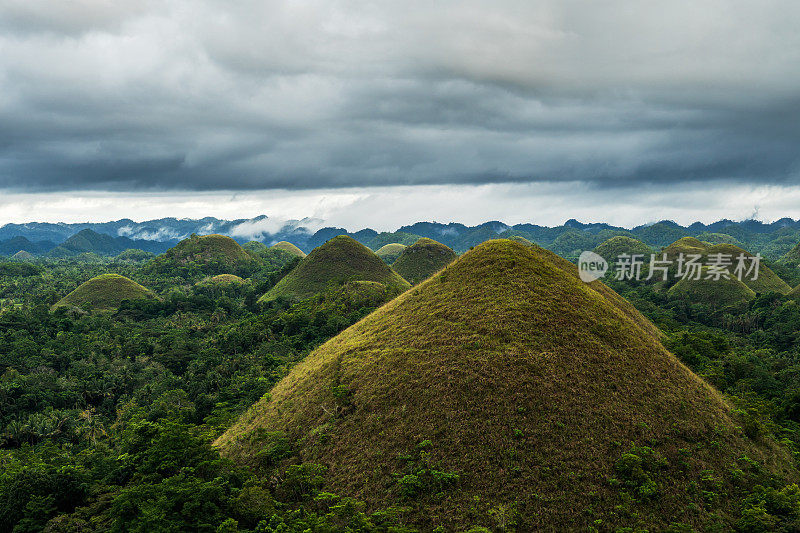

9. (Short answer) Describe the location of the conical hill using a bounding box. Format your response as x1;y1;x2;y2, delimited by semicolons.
217;239;792;531
258;236;410;304
271;241;306;258
51;273;158;312
391;237;457;285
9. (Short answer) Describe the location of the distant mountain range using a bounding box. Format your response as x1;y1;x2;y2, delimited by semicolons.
4;215;800;260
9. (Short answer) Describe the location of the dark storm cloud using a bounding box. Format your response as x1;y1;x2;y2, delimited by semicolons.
1;0;799;192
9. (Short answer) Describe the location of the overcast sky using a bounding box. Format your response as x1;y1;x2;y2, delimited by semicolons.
1;0;799;228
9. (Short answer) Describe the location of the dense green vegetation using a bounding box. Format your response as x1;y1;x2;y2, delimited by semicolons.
593;235;653;263
0;246;410;532
6;235;800;531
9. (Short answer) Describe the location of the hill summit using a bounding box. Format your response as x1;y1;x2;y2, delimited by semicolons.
51;273;158;312
779;241;800;268
258;236;410;303
9;250;35;262
391;237;457;284
271;241;306;258
660;238;790;295
374;243;407;264
217;240;791;531
141;234;259;277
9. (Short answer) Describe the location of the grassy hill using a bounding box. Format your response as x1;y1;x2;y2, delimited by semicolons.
391;238;457;285
695;232;744;247
594;235;652;263
374;243;407;264
662;236;709;257
368;231;422;249
668;266;757;311
258;236;410;304
196;274;247;287
779;241;800;268
271;241;306;258
115;249;156;262
9;250;35;262
141;234;261;278
505;234;534;246
217;239;793;531
706;243;790;294
659;238;790;294
51;273;158;312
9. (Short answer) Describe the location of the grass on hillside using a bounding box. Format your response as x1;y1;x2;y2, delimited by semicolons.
196;274;247;286
259;236;410;304
141;234;261;278
391;237;457;285
9;251;35;262
668;266;756;311
374;243;407;264
51;273;158;312
271;241;306;258
218;239;794;531
506;235;534;246
658;238;791;295
779;241;800;268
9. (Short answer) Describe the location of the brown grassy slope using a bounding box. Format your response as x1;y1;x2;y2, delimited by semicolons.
391;237;457;285
217;239;793;531
51;273;158;312
271;241;306;258
259;236;410;303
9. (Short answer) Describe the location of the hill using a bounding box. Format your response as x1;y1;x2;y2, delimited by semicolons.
258;236;410;304
51;274;158;312
705;243;791;294
667;267;757;311
593;235;652;262
217;240;792;531
391;238;457;285
659;238;790;294
368;232;422;250
505;234;534;246
141;234;261;278
0;236;54;256
115;249;156;262
271;241;306;258
779;241;800;268
661;236;709;257
695;232;744;247
9;250;35;262
374;243;407;264
196;274;247;287
45;229;170;257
